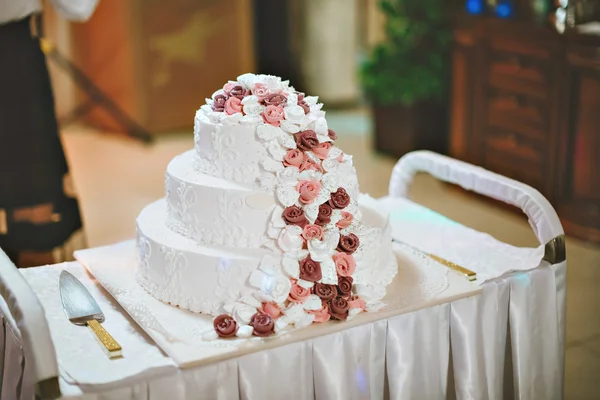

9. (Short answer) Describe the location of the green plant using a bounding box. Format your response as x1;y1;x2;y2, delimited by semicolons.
360;0;452;106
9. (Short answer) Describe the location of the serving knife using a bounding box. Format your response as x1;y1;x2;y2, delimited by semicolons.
394;240;477;282
59;270;122;358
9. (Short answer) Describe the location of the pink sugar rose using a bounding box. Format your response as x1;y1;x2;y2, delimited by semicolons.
302;224;324;241
296;180;322;204
348;296;367;311
288;280;311;303
223;82;236;95
262;105;285;126
283;149;305;168
224;97;243;115
312;142;332;160
336;211;354;229
299;158;322;172
252;83;269;99
309;304;331;323
261;302;282;319
333;252;356;277
212;94;228;112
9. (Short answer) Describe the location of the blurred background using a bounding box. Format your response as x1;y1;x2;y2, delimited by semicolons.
39;1;598;396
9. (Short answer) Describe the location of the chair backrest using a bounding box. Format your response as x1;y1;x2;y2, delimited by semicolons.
0;249;60;399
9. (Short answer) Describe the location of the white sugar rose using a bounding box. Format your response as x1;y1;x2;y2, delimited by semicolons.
277;166;299;185
277;225;304;252
266;275;293;304
243;102;264;116
286;92;298;106
230;303;257;325
284;105;306;124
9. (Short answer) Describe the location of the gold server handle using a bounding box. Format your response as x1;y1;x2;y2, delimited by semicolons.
427;254;477;282
87;319;122;358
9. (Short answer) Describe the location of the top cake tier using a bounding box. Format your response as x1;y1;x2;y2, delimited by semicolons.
193;73;352;190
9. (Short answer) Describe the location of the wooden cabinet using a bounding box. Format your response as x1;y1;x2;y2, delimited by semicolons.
450;17;600;243
556;41;600;242
71;0;255;134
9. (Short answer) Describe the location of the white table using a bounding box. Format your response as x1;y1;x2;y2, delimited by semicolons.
0;243;564;400
0;151;567;399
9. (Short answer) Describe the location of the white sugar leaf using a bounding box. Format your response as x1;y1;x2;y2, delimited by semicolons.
277;132;297;149
276;184;300;207
265;140;287;161
302;295;322;311
256;124;282;141
280;119;301;134
282;257;300;279
261;158;285;173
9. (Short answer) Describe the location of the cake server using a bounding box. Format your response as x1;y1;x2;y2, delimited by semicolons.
394;240;477;282
59;270;122;358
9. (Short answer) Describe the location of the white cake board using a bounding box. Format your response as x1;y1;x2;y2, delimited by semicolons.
75;240;481;368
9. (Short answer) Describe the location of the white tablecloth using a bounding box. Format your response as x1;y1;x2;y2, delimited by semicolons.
0;189;566;400
0;257;564;400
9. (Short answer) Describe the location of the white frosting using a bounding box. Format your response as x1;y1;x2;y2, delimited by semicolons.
136;200;266;315
194;112;267;188
165;151;275;249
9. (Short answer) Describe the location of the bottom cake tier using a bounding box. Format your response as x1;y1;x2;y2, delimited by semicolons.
136;196;398;316
136;200;269;315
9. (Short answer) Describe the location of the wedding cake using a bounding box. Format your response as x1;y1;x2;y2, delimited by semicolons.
135;73;398;339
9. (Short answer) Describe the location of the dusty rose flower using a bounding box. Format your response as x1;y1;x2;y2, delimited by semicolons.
283;149;305;168
295;91;305;101
299;158;322;172
309;304;331;323
315;203;333;226
224;97;243;115
213;314;238;338
329;188;350;209
250;312;275;337
312;142;331;160
314;282;337;301
336;152;344;162
336;212;353;229
337;276;354;298
263;93;287;107
223;82;236;95
252;83;269;99
297;180;322;204
328;129;338;141
299;256;322;282
348;296;366;311
333;252;356;277
302;224;323;241
295;130;319;151
298;100;310;114
229;85;249;100
338;233;360;254
329;297;350;320
262;105;285;126
261;302;282;319
288;280;311;303
282;205;308;228
212;94;228;112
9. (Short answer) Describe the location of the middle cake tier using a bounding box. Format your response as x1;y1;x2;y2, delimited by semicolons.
165;150;276;249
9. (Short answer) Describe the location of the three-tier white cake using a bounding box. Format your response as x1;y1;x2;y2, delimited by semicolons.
135;73;398;339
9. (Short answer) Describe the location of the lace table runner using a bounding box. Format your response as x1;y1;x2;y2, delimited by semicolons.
74;240;479;369
376;196;546;284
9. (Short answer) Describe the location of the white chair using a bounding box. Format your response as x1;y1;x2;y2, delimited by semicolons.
388;150;566;399
0;249;60;399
